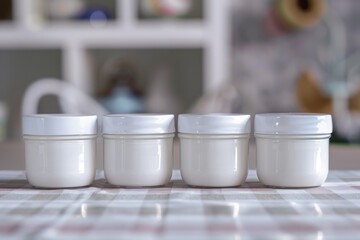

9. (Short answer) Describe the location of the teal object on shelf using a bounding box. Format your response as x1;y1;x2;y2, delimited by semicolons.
99;86;144;114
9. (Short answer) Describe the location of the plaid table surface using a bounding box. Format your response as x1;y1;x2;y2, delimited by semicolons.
0;170;359;240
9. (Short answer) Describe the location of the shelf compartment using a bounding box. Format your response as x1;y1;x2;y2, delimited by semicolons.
88;48;203;114
0;49;62;139
41;0;117;24
137;0;204;20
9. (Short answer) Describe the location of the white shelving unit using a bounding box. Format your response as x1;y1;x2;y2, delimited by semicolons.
0;0;232;94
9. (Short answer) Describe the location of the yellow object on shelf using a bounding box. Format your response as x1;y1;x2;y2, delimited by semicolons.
276;0;326;29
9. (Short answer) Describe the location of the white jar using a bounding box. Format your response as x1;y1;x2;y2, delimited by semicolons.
255;113;333;188
103;114;175;187
22;114;97;188
178;114;251;187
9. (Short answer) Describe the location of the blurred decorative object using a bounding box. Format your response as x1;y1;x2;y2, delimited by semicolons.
297;68;360;114
264;0;325;35
275;0;325;29
22;78;108;117
232;0;319;115
296;69;332;113
46;0;111;25
295;6;360;141
46;0;85;20
190;81;239;114
145;66;181;113
140;0;193;18
296;68;360;141
98;59;144;114
20;0;46;29
0;101;8;141
232;0;360;137
77;7;110;25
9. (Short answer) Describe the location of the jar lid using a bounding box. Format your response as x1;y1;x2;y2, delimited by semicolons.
178;114;251;134
255;113;333;135
102;114;175;134
22;114;97;136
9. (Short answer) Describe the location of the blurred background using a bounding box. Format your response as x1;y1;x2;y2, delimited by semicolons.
1;0;360;169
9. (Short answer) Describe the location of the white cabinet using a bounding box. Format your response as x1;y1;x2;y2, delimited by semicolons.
0;0;232;139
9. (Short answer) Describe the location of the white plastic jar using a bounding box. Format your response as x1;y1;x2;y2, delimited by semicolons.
22;114;97;188
178;114;251;187
255;113;333;188
103;114;175;187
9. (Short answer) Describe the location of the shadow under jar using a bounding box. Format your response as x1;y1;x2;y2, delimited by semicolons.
22;114;97;188
178;114;251;187
255;113;333;188
103;114;175;187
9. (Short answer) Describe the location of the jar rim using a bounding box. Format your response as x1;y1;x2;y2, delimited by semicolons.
255;113;333;134
178;114;251;134
22;114;97;136
102;114;175;134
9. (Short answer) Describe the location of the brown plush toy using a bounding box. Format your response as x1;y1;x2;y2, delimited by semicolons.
296;69;360;114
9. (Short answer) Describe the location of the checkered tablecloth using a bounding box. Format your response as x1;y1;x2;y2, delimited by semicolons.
0;170;359;239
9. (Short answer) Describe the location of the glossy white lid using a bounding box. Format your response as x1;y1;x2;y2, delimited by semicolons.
255;113;333;134
23;114;97;136
102;114;175;134
178;114;251;134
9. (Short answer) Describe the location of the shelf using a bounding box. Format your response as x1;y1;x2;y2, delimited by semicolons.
0;0;232;141
0;21;206;49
